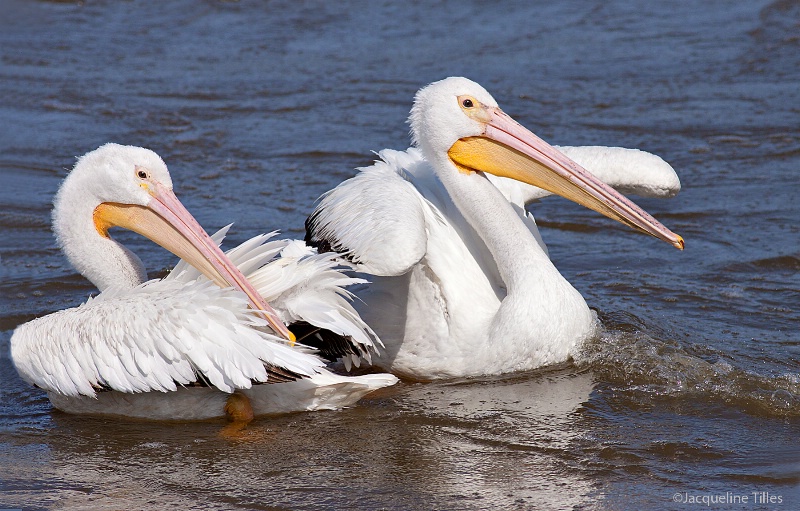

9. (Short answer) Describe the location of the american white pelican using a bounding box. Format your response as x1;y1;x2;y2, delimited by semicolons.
306;77;683;380
11;143;397;420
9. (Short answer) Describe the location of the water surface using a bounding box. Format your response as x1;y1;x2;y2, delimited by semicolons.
1;1;798;509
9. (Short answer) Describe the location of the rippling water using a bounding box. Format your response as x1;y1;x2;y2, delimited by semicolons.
1;1;798;509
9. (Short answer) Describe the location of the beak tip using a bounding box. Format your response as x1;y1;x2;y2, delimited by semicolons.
673;235;685;250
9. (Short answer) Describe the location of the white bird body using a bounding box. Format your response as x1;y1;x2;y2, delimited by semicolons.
306;77;683;380
11;144;397;420
46;370;398;420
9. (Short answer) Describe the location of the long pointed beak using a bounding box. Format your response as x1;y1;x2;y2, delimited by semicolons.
93;181;296;342
448;108;684;249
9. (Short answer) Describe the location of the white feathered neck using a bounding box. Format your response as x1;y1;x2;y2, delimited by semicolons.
410;77;554;291
52;143;172;291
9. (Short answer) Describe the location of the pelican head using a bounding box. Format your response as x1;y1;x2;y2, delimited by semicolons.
409;77;684;250
54;143;294;342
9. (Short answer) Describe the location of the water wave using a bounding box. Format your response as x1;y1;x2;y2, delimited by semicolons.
575;311;800;417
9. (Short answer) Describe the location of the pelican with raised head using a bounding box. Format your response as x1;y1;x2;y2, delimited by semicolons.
306;77;683;380
11;143;397;420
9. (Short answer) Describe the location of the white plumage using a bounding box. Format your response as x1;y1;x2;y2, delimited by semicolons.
306;77;683;380
11;143;397;420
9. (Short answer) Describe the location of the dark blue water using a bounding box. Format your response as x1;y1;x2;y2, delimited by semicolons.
1;1;798;509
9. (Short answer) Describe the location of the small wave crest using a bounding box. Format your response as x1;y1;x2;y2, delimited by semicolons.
574;311;800;417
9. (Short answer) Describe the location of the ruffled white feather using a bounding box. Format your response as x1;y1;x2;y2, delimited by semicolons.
11;229;387;401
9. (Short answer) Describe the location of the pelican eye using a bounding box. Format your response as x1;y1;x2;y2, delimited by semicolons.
137;170;148;179
458;95;490;122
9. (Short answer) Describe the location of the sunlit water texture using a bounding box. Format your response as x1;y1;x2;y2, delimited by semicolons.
1;1;798;510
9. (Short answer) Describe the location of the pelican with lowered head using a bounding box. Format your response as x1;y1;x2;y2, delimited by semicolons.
11;143;397;420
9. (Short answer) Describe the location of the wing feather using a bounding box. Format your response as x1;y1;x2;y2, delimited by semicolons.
10;279;324;398
486;146;681;206
305;149;429;276
12;216;391;397
247;246;382;361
